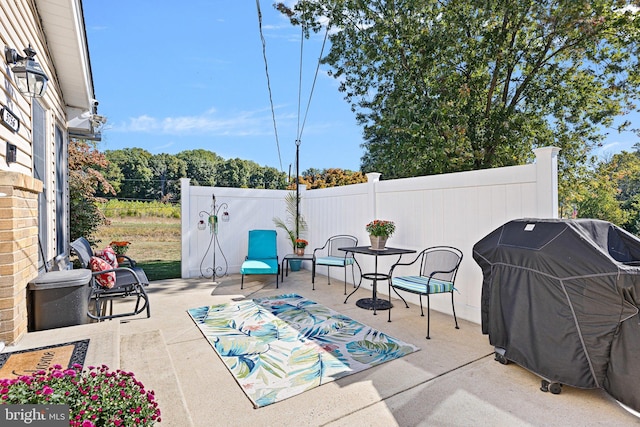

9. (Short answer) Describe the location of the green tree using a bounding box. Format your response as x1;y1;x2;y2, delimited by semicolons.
278;1;640;203
176;149;221;186
98;160;124;196
248;167;265;189
69;139;113;243
105;148;154;200
261;166;288;189
575;173;628;226
579;149;640;233
217;158;253;188
149;153;187;201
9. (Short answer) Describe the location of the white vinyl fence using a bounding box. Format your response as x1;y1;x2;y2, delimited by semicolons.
181;146;560;324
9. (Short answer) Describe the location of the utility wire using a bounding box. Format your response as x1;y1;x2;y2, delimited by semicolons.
256;1;329;167
256;0;283;172
297;26;329;141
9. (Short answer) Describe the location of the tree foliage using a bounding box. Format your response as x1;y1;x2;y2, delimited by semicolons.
68;139;113;243
149;153;187;201
578;147;640;233
277;0;640;204
176;149;221;187
101;149;295;200
104;148;154;200
299;168;367;189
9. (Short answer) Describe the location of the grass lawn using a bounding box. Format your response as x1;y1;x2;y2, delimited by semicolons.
94;217;181;281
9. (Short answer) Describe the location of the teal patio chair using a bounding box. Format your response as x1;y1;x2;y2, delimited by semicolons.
312;235;358;294
241;229;280;289
388;246;463;339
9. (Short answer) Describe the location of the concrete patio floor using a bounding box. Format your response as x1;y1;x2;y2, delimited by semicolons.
6;270;640;426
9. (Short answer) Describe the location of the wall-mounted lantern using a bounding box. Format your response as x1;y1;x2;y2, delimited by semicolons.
4;45;49;98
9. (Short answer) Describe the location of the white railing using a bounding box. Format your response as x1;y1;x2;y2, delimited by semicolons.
181;147;560;324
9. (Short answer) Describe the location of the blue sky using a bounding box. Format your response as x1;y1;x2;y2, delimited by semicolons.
83;1;364;173
83;1;638;175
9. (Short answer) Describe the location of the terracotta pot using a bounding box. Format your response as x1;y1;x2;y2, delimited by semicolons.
369;235;388;250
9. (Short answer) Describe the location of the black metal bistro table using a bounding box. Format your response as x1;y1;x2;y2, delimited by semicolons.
339;246;416;314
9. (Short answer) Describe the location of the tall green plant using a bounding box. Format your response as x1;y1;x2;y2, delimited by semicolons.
273;192;308;249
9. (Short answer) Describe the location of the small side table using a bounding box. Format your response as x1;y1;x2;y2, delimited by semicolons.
281;253;314;282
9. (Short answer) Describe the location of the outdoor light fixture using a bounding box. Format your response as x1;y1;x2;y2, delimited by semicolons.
6;143;17;164
4;45;49;98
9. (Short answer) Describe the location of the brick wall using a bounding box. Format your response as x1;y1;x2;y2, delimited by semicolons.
0;171;43;344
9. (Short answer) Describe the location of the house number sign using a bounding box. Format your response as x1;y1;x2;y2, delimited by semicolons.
1;106;20;132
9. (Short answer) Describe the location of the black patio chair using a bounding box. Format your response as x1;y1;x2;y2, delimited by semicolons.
312;235;358;294
70;237;150;321
388;246;462;339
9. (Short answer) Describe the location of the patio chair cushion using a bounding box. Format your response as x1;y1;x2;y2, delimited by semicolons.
96;246;119;268
315;256;354;267
89;256;116;289
240;259;279;275
391;276;454;294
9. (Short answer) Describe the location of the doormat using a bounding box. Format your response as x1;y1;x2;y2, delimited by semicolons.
0;339;89;378
188;294;419;408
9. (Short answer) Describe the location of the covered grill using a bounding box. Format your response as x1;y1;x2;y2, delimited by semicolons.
473;218;640;411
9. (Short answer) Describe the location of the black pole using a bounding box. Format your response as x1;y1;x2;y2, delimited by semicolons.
295;139;301;240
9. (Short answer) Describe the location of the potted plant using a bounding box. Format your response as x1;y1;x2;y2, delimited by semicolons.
273;192;308;270
110;241;131;263
365;219;396;250
0;364;161;426
295;238;308;256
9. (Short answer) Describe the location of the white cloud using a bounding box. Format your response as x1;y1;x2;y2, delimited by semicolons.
599;142;620;152
113;107;295;137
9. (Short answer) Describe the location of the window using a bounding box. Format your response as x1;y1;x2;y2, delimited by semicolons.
55;125;67;258
32;101;47;271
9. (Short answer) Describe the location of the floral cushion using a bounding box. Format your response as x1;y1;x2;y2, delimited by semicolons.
95;246;119;268
89;256;116;289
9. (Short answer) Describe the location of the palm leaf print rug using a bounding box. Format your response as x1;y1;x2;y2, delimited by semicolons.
187;293;419;408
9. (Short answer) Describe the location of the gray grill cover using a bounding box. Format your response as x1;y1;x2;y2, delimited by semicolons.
473;218;640;411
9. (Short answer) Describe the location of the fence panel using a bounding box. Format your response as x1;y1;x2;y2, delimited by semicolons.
181;147;559;324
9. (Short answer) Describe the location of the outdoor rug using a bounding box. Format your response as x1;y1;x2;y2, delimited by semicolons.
187;293;419;407
0;339;89;379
